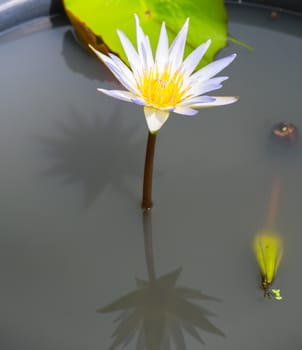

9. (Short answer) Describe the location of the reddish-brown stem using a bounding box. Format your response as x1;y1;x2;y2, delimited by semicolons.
141;132;157;210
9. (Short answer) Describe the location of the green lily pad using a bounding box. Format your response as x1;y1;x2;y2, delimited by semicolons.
63;0;229;68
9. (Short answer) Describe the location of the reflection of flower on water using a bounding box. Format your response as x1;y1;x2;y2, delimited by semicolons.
38;109;144;205
98;212;224;349
99;268;224;349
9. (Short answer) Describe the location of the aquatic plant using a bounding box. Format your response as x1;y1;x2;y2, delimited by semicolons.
253;177;284;300
253;229;284;300
90;15;237;134
63;0;231;67
90;15;237;209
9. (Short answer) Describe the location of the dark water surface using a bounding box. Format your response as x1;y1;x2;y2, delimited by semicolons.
0;4;301;350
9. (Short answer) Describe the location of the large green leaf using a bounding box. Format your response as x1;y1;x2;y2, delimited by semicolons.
63;0;229;68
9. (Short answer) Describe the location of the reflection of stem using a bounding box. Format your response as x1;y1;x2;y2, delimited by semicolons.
266;176;281;227
143;211;156;283
141;132;157;210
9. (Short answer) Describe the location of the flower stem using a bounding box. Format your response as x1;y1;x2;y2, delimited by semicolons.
141;132;156;210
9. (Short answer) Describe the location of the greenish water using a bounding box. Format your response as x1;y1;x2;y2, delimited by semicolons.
0;4;301;350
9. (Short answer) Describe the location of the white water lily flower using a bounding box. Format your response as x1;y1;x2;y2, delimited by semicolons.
90;15;238;134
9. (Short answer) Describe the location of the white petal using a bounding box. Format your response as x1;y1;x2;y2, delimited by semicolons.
181;39;211;77
89;45;137;93
117;29;142;77
134;14;153;70
108;53;139;93
91;50;128;86
89;44;113;65
134;15;146;63
144;35;154;68
173;106;199;116
97;89;137;102
190;96;239;108
189;53;237;84
144;107;170;133
155;21;169;73
169;18;189;72
186;83;226;100
178;95;216;106
207;76;229;84
185;76;229;97
131;97;147;106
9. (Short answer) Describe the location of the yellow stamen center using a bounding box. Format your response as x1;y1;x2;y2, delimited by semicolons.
139;66;185;108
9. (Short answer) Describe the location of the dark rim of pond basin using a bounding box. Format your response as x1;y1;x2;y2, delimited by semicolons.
0;0;301;36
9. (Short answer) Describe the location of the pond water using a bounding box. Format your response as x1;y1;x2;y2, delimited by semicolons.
0;4;301;350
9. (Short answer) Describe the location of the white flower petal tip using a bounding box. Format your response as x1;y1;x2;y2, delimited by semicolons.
134;13;139;23
88;44;104;58
97;88;138;102
144;107;170;133
191;96;239;108
173;107;199;116
212;96;239;106
227;53;237;66
88;43;95;52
